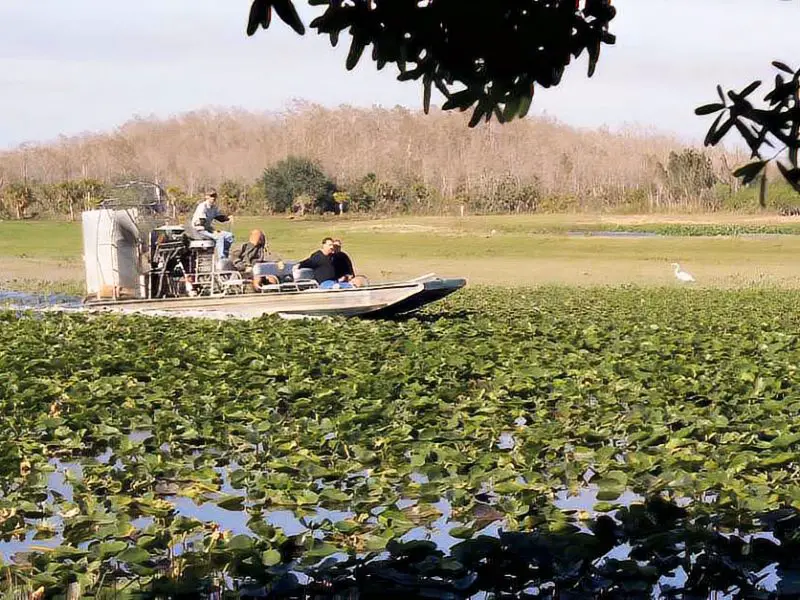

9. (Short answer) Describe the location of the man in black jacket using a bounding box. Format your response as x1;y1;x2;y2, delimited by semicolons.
297;237;338;284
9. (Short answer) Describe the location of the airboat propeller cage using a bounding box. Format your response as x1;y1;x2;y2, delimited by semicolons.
81;181;167;299
82;209;142;299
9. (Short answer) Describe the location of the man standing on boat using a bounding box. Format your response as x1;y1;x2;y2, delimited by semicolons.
191;189;234;261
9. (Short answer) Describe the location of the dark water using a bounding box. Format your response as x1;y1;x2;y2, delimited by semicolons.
1;455;790;598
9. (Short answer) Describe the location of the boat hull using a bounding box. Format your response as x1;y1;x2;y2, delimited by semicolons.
84;277;466;319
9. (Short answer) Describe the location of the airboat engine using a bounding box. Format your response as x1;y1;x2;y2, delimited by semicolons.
148;224;189;298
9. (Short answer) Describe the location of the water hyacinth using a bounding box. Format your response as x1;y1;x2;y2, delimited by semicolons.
2;286;800;596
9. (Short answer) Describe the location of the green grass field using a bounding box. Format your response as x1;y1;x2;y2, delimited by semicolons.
4;213;800;294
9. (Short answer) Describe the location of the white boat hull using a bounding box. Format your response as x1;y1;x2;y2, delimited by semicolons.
84;276;466;319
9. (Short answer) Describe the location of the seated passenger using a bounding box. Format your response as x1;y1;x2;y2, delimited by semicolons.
331;238;367;288
331;239;354;280
234;229;278;289
234;229;266;270
297;237;350;288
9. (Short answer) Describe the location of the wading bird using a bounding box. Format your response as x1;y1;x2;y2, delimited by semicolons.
671;263;696;283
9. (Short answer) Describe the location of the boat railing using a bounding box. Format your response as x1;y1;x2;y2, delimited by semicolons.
258;279;319;294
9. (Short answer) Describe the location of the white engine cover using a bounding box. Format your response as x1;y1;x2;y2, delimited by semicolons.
82;209;141;298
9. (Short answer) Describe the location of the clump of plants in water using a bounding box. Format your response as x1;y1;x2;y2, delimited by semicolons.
3;287;800;597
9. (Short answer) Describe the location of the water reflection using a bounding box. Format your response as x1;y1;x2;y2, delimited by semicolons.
4;458;800;598
2;494;797;598
0;290;81;308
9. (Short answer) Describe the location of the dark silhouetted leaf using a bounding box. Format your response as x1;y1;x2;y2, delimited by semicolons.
733;160;767;185
272;0;305;35
772;60;794;75
695;103;725;116
777;161;800;193
247;0;271;36
739;80;762;99
346;35;367;71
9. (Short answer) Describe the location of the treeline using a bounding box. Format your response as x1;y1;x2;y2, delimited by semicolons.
0;102;771;219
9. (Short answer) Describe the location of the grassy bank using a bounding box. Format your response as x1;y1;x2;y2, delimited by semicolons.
3;213;800;292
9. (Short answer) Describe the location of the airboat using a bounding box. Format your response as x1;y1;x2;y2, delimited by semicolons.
81;182;466;318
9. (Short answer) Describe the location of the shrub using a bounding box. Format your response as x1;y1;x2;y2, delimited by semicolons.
536;193;580;213
665;149;717;196
467;173;541;214
262;156;334;213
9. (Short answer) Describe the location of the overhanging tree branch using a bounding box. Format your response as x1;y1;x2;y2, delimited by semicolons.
246;0;616;127
697;61;800;195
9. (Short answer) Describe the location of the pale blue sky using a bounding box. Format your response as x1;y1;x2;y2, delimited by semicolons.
0;0;797;149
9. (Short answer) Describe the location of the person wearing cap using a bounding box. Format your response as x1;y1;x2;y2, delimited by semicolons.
191;189;234;260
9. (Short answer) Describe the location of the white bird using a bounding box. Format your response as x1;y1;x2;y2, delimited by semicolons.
671;262;695;283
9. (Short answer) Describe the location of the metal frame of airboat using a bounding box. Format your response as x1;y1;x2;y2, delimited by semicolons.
80;182;466;319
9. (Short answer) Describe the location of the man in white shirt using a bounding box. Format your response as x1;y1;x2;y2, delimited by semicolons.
191;189;234;260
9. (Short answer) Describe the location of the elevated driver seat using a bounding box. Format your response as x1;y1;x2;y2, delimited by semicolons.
183;220;216;273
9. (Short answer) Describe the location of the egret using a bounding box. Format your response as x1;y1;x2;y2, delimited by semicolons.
671;263;695;283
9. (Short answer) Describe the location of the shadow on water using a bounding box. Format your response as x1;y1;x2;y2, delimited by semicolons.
197;499;796;600
386;308;478;324
5;460;800;599
1;442;795;598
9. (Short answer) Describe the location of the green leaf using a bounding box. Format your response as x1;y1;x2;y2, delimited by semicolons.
50;545;89;560
319;488;350;503
117;546;150;565
448;525;475;539
293;490;320;506
228;534;254;551
215;494;246;511
305;541;338;559
262;549;282;566
96;540;128;560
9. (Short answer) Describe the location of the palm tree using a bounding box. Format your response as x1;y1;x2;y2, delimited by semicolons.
2;182;35;219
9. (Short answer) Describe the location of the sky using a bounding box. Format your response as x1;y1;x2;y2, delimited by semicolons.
0;0;797;150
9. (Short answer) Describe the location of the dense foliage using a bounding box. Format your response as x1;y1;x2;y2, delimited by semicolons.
6;152;796;221
698;61;800;200
3;287;800;596
247;0;616;127
261;156;335;214
0;105;747;220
